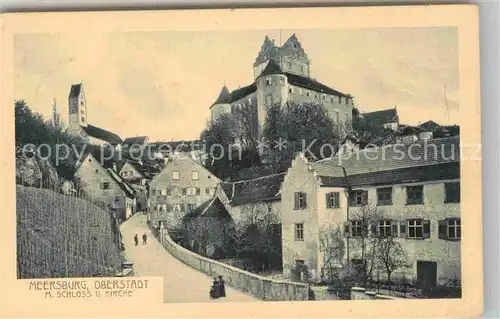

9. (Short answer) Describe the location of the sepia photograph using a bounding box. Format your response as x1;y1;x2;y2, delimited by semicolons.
1;5;483;318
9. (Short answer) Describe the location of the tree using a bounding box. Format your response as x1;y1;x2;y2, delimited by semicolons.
319;224;345;282
376;236;411;283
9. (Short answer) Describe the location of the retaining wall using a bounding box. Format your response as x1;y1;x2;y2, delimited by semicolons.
160;231;309;301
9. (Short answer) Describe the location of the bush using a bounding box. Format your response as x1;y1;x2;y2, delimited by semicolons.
291;263;312;282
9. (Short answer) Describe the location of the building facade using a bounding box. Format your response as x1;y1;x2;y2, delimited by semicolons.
74;153;136;221
209;34;356;139
281;136;461;288
149;155;220;229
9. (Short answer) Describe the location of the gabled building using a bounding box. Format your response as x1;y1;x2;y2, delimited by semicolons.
67;83;123;146
149;155;221;229
74;152;136;221
210;34;356;139
281;136;461;287
359;107;400;132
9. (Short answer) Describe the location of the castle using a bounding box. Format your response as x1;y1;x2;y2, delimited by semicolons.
209;33;356;137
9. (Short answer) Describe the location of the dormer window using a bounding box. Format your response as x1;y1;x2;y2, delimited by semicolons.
266;77;272;86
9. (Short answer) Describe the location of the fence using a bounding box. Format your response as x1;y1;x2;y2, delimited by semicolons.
16;178;124;279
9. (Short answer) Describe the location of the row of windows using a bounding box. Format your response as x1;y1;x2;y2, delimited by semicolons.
171;171;199;181
293;182;460;210
343;218;461;240
154;187;216;196
154;203;197;213
293;218;461;241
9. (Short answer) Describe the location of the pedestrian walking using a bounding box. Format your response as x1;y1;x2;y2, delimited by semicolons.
209;277;220;299
218;276;226;297
142;233;147;245
134;234;138;246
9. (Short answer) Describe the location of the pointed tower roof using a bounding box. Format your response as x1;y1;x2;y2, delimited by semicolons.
69;83;83;99
258;59;284;78
212;85;231;106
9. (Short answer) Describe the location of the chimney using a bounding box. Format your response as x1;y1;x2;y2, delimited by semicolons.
112;162;117;172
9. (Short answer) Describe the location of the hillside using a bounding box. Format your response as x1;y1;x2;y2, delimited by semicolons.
17;185;123;278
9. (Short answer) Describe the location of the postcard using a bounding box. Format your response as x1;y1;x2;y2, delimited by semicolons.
1;4;482;318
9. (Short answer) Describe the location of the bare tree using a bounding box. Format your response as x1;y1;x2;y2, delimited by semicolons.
319;224;345;282
376;236;411;283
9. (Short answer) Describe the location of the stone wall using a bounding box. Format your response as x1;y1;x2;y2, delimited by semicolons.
160;231;309;301
350;287;403;300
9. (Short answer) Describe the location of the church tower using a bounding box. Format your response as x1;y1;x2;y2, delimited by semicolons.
210;85;232;122
68;83;87;133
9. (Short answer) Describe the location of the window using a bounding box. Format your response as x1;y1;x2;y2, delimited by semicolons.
345;113;349;123
349;190;367;206
94;169;98;174
205;187;215;196
439;218;461;240
306;91;310;97
280;77;285;86
444;182;460;203
315;93;319;99
155;188;167;196
406;185;424;205
333;111;339;123
326;192;340;208
330;96;334;103
114;196;120;203
266;77;272;85
322;94;326;101
191;171;199;180
377;187;393;206
338;96;341;103
247;98;252;105
289;87;293;93
299;88;303;95
172;171;180;180
287;62;292;70
185;187;200;196
294;192;307;210
344;220;366;237
301;65;305;73
407;219;430;239
378;220;392;237
267;203;272;214
295;223;304;240
100;182;110;190
173;204;182;212
81;117;85;122
187;203;197;212
80;109;85;114
80;101;84;106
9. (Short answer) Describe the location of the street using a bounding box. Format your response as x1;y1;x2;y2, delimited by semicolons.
120;213;258;303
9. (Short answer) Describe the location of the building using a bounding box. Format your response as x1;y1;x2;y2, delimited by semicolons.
66;83;123;146
74;151;137;221
359;107;400;132
149;155;221;229
210;34;356;139
118;159;160;211
281;136;460;288
216;173;284;223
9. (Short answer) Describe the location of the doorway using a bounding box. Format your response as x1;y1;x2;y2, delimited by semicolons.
417;260;437;290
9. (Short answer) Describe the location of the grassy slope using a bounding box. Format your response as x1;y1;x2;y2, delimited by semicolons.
17;185;122;278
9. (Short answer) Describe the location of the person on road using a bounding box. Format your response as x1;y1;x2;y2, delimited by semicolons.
142;233;147;245
210;277;220;299
218;276;226;297
134;234;138;246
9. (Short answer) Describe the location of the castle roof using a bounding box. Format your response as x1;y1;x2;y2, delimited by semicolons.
258;59;284;78
122;136;148;146
69;83;82;99
81;124;123;145
285;72;349;97
212;85;231;106
229;83;257;102
362;108;399;127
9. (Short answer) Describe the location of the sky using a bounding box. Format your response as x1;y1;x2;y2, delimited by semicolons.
14;27;459;142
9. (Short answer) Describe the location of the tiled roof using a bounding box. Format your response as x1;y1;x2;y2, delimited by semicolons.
69;83;82;99
362;108;399;127
285;72;349;97
418;120;441;132
258;59;284;78
122;136;148;146
81;124;123;145
229;83;257;103
183;197;231;220
346;162;459;187
150;140;201;153
220;182;234;201
106;168;136;198
223;173;286;206
313;136;460;187
212;86;231;106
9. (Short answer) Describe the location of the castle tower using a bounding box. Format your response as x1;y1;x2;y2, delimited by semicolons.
256;59;288;135
253;35;280;80
278;33;310;77
68;83;87;133
209;85;232;122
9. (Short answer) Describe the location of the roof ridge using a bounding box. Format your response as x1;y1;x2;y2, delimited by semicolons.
230;172;286;183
